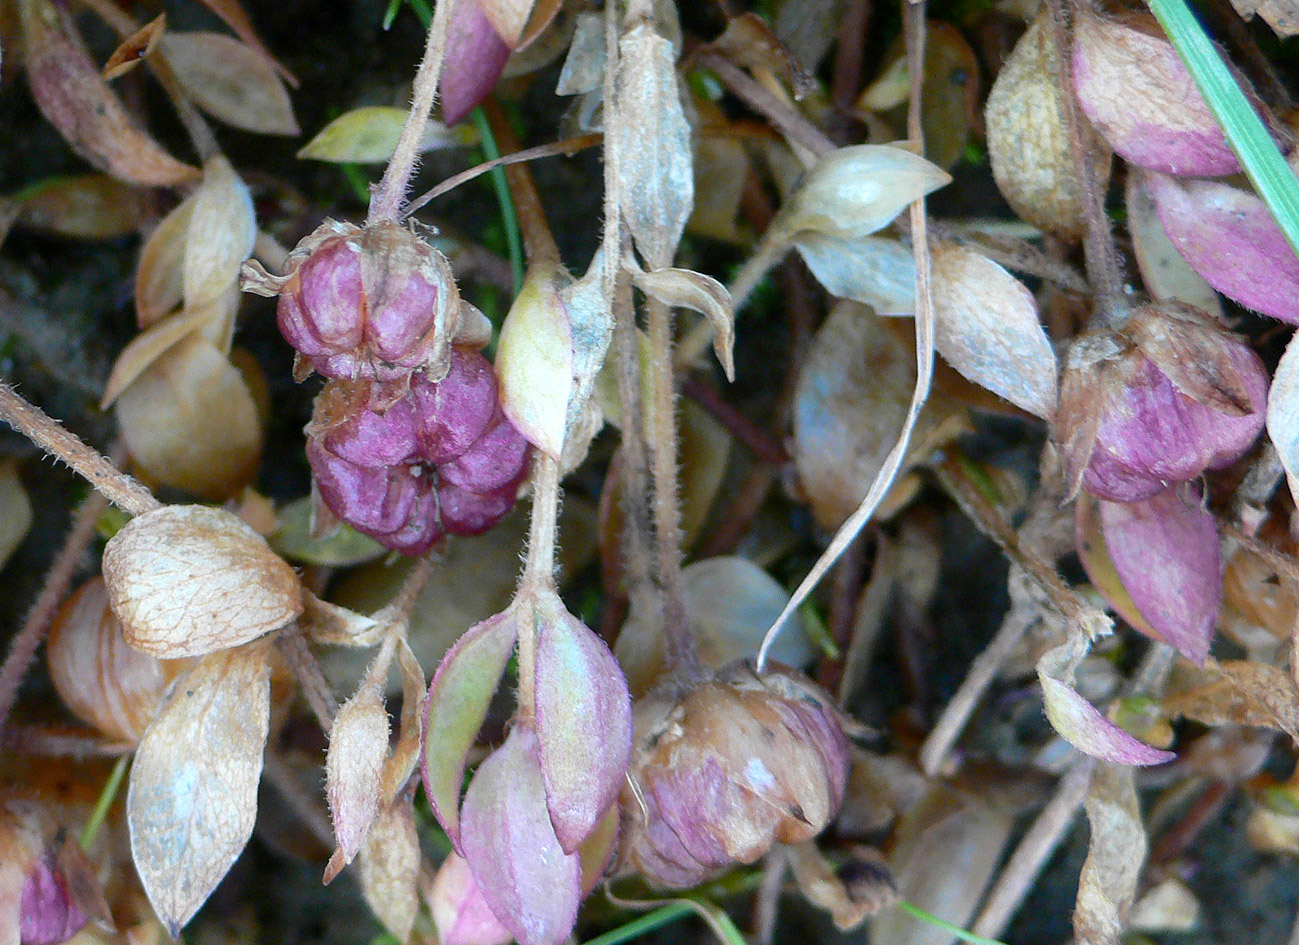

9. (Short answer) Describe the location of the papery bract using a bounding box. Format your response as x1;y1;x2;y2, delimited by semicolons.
1145;171;1299;324
1073;12;1240;176
460;726;582;945
326;681;390;873
1098;486;1221;665
620;661;849;889
533;596;633;852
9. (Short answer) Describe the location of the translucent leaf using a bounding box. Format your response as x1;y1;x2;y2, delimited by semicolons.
421;611;519;846
135;195;196;329
102;504;303;659
930;243;1057;419
161;32;298;135
630;266;734;380
101;308;211;409
128;644;271;936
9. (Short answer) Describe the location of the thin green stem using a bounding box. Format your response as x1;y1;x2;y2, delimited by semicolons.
1147;0;1299;256
582;903;694;945
895;899;1011;945
80;755;129;849
471;107;526;293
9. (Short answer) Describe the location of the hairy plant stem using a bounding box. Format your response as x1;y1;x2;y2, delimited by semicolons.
277;624;339;733
693;51;835;160
517;452;562;718
0;486;108;734
368;0;455;224
1046;0;1127;315
0;384;159;516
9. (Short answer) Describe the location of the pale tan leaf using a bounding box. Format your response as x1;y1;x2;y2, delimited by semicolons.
1269;334;1299;508
101;308;211;409
382;637;426;802
161;32;297;136
631;266;734;380
299;589;382;648
930;243;1057;419
1128;879;1199;934
102;503;303;659
358;795;420;942
325;680;390;875
1075;763;1147;945
1164;660;1299;737
114;336;263;500
707;12;814;98
613;23;693;267
555;11;604;95
19;0;198;187
183;156;257;309
15;174;144;239
689;129;748;244
128;644;271;936
135;195;196;329
103;13;165;80
0;461;31;571
480;0;559;49
792;232;916;314
191;0;296;84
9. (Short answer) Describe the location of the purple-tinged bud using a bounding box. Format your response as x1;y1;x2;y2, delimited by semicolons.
460;726;582;945
1073;11;1243;176
273;219;458;380
1;802;108;945
429;854;513;945
1094;486;1221;665
439;410;531;496
1057;302;1268;502
441;0;512;127
438;480;524;537
619;661;850;889
20;858;86;945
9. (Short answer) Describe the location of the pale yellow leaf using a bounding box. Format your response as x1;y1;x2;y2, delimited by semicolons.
0;462;30;571
358;795;420;941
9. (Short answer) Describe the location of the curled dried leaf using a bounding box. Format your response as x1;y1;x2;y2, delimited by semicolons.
381;637;427;802
135;195;197;329
630;266;734;380
19;0;198;187
102;504;303;659
103;13;165;80
1270;334;1299;506
128;644;272;936
1075;763;1147;945
1164;660;1299;737
184;157;257;312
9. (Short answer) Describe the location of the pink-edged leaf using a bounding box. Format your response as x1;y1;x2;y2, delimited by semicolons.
441;0;511;126
1145;171;1299;324
420;610;518;847
1073;12;1240;176
533;594;633;853
1098;487;1220;666
1038;638;1175;766
460;726;582;945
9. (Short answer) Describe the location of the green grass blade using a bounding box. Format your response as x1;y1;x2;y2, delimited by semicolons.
581;903;694;945
1145;0;1299;256
895;899;1011;945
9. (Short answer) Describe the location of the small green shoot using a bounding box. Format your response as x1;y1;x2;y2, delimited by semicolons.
80;755;129;849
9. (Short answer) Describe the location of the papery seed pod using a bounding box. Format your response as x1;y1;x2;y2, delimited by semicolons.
619;661;850;889
270;218;460;380
46;576;191;743
1057;302;1268;501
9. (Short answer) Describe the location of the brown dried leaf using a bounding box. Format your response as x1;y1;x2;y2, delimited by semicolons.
135;195;196;329
1230;0;1299;35
114;335;263;500
0;461;31;572
102;503;303;659
103;13;165;80
1164;660;1299;737
630;265;734;380
788;841;897;931
161;32;298;136
192;0;296;84
480;0;560;49
985;13;1110;239
381;637;426;802
19;0;198;187
299;589;382;648
325;679;390;878
1074;763;1147;945
706;12;814;99
128;644;271;936
15;174;145;239
930;243;1057;419
358;795;420;942
614;22;693;267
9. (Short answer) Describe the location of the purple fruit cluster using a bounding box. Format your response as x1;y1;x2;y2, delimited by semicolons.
307;348;530;554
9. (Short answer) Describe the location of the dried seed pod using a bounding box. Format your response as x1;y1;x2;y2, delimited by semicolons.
619;661;850;889
1057;302;1268;501
47;577;191;743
